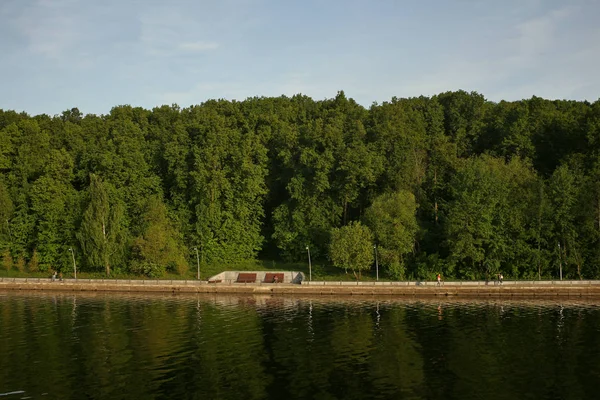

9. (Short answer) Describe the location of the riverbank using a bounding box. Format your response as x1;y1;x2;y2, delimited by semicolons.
2;277;600;297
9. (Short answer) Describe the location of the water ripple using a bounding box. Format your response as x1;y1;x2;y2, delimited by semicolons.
2;292;600;399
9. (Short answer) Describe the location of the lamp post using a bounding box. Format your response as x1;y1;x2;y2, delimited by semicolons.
194;247;200;280
68;248;77;280
558;242;562;280
374;244;379;281
306;245;312;282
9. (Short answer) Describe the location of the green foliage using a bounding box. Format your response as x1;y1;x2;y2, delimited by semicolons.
77;174;128;276
129;260;165;278
445;156;538;279
185;103;268;263
548;164;584;279
30;151;75;270
28;249;39;272
329;221;374;278
131;196;187;276
2;249;12;271
2;94;600;279
0;179;13;252
14;255;25;273
364;190;418;279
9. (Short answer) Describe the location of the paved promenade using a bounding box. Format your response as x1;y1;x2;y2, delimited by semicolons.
2;277;600;298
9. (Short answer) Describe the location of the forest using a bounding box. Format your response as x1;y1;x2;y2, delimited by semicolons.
1;90;600;280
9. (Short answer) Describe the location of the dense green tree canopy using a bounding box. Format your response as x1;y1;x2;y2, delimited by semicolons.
1;92;600;279
363;190;418;279
329;221;374;278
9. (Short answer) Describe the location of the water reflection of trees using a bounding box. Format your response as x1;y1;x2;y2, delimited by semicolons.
1;293;600;399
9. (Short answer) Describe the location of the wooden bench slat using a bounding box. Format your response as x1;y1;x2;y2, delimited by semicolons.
264;273;284;283
236;273;257;283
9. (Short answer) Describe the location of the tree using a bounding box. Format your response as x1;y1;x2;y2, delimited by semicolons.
415;96;455;256
2;249;12;271
363;190;418;279
149;105;193;241
77;174;127;275
0;179;13;252
548;164;584;279
445;156;538;279
29;149;76;271
27;249;39;272
131;196;187;277
480;100;535;160
367;97;428;193
104;106;161;226
329;221;373;279
4;92;600;280
328;92;377;224
530;179;553;280
0;124;14;172
269;99;343;260
435;90;488;158
186;102;268;264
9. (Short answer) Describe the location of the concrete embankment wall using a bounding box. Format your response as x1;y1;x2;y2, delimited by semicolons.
3;278;600;298
207;271;303;284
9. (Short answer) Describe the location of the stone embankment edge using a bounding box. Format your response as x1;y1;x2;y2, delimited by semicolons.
2;279;600;298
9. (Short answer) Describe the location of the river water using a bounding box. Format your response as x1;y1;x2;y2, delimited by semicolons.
1;291;599;399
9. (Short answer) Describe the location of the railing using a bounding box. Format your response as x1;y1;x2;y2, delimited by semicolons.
0;277;290;285
2;277;600;286
300;280;600;286
0;277;208;285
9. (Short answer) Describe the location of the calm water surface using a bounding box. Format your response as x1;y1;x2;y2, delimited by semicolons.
1;291;600;400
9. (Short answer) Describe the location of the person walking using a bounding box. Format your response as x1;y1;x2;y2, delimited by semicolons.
437;273;441;286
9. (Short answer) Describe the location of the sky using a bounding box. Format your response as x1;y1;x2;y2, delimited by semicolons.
0;0;599;116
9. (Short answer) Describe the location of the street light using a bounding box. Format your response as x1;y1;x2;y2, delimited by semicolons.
306;245;312;282
68;248;77;280
558;242;563;280
194;247;200;280
374;244;379;281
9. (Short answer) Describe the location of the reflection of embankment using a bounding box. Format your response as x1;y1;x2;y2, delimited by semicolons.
4;276;600;299
2;289;600;308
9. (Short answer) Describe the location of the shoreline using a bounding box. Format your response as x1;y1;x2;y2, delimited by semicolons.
2;277;600;298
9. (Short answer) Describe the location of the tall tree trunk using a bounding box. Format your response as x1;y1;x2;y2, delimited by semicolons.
343;198;348;225
564;241;569;277
104;238;110;276
597;186;600;232
102;220;110;276
537;184;543;280
434;168;439;224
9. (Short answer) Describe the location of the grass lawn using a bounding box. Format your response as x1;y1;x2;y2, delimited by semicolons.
0;259;389;281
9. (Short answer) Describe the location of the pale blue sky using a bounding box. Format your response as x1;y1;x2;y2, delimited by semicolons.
1;0;599;116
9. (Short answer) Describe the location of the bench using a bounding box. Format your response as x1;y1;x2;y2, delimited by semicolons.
236;273;257;283
208;280;222;284
264;273;284;283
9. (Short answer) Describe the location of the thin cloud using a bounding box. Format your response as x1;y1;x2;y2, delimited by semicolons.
178;41;219;52
379;4;597;103
138;7;221;57
2;0;599;116
14;0;79;59
507;5;576;68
